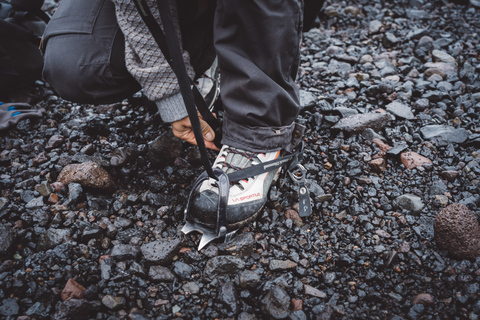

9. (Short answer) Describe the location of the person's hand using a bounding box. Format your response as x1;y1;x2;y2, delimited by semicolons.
171;114;220;151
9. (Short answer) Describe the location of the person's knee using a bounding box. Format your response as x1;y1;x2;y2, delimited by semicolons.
42;36;96;102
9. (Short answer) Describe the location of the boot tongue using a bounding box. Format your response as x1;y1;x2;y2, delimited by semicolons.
223;149;254;174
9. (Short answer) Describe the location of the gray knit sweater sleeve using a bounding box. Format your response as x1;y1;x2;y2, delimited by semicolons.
111;0;195;123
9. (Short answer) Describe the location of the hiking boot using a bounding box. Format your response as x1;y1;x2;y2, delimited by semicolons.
190;145;282;230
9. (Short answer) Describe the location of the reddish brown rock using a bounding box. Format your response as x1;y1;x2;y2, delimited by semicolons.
291;299;303;311
50;182;66;193
48;193;59;204
369;158;387;172
32;152;50;167
434;203;480;259
61;278;86;301
400;151;432;170
285;209;303;227
372;138;392;152
412;293;434;306
57;161;116;192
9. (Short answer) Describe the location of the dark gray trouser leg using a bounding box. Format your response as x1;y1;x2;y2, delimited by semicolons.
214;0;303;152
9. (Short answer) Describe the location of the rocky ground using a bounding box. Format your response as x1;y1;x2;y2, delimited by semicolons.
1;0;480;319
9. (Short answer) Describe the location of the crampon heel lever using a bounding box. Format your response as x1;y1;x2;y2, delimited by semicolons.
288;164;312;217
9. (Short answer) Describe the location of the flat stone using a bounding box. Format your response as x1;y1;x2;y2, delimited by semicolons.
412;293;434;306
110;244;141;261
0;298;19;317
0;223;16;255
25;196;44;209
35;181;53;197
149;265;176;282
61;279;86;301
396;194;424;213
432;49;455;64
299;90;316;108
386;101;415;120
204;256;245;279
53;299;99;319
261;285;291;319
400;152;432;169
102;295;125;310
332;112;394;133
304;284;327;298
369;20;382;33
420;125;469;144
38;228;71;250
269;259;297;271
218;233;255;258
183;281;200;295
141;238;182;265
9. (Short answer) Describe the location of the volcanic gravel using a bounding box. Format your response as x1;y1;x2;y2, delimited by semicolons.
1;0;480;319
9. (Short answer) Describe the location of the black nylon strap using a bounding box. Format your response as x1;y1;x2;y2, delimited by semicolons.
132;0;220;178
226;152;299;182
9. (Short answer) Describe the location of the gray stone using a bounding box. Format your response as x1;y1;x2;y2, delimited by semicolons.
239;270;261;289
217;280;238;314
406;9;431;19
204;255;245;279
386;101;415;120
369;20;382;34
304;284;327;298
332;112;394;133
420;125;469;143
183;281;200;295
424;62;457;78
149;265;176;282
333;107;359;118
110;244;141;261
432;49;455;64
35;181;53;197
53;299;99;320
218;233;255;258
147;132;183;167
413;98;430;110
26;196;44;209
173;261;193;280
269;259;297;271
100;258;113;280
396;194;424;213
0;197;7;212
0;298;19;316
141;238;182;265
299;90;316;108
39;228;71;250
361;128;385;141
430;180;448;195
0;223;15;255
66;183;83;205
386;142;408;156
261;285;291;319
102;295;125;310
328;59;352;77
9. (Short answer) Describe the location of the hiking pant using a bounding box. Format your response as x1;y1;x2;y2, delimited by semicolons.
42;0;303;152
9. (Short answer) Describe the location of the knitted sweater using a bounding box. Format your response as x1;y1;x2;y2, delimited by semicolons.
112;0;194;123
